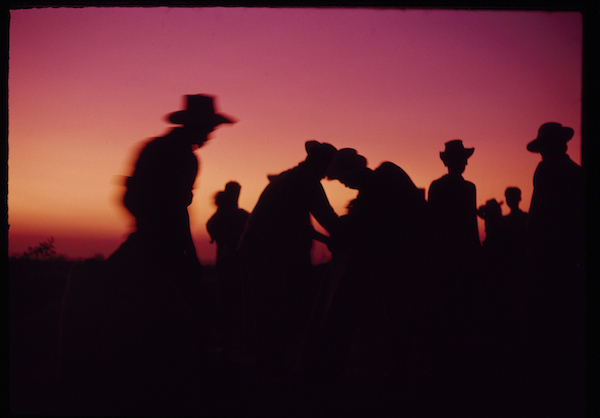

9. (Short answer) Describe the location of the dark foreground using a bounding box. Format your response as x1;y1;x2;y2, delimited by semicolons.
9;258;587;417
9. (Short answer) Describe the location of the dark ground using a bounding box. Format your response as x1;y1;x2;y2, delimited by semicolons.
9;257;588;417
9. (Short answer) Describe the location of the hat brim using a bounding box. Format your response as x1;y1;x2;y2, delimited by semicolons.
167;111;236;126
527;127;574;153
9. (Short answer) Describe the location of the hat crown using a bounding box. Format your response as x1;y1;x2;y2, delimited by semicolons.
440;139;474;160
167;94;235;126
444;139;467;153
305;141;337;160
185;94;216;114
537;122;573;140
327;148;368;180
527;122;574;153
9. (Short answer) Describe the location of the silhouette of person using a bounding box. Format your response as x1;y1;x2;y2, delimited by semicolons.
526;122;585;272
502;187;528;268
121;94;236;309
238;140;339;378
428;140;481;272
521;122;585;415
477;198;505;261
476;198;507;316
303;149;437;379
427;139;482;354
58;95;237;415
206;181;249;352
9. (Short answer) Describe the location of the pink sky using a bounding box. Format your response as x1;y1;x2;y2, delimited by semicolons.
8;7;582;263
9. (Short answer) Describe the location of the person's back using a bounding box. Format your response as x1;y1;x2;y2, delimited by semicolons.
207;182;249;263
242;164;318;256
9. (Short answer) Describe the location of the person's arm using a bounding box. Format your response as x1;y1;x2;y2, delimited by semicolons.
308;181;339;234
311;228;331;245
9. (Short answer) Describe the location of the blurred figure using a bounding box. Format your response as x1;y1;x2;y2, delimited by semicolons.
303;148;437;380
476;198;508;321
122;95;236;294
521;122;585;416
58;95;236;415
238;140;339;379
477;198;505;263
207;181;250;352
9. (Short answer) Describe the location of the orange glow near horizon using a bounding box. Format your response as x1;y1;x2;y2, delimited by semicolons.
8;8;582;263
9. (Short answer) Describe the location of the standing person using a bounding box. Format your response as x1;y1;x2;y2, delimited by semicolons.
427;140;482;354
207;181;250;353
121;94;236;308
503;188;528;250
502;187;528;270
526;122;585;272
521;122;585;416
238;140;339;379
58;94;237;415
428;139;481;276
477;198;505;264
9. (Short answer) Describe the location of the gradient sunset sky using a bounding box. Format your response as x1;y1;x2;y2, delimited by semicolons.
8;7;582;263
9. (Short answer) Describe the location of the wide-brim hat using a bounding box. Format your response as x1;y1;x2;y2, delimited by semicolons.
477;199;504;219
527;122;574;153
327;148;368;180
167;94;237;126
440;139;474;162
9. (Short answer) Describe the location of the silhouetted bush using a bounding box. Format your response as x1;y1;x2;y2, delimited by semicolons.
18;236;57;260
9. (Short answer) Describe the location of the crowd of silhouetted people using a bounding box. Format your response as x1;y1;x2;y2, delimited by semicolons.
56;95;586;417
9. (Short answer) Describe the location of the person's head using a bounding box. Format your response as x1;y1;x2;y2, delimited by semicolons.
526;122;573;160
304;140;338;179
166;94;237;147
214;181;241;208
439;140;474;175
504;187;522;211
326;148;371;190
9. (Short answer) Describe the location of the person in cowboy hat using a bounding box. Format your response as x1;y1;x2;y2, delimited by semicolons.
58;95;236;415
238;140;339;379
427;140;482;354
206;181;250;351
122;94;236;278
526;122;584;270
117;94;236;348
521;124;586;416
428;139;481;267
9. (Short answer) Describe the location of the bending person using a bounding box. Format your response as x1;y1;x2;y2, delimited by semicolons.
238;140;339;379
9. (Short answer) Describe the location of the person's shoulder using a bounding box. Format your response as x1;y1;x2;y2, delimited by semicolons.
429;174;448;187
377;161;401;171
464;179;476;189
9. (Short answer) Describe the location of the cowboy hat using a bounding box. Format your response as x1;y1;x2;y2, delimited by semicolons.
440;139;474;162
477;198;503;219
167;94;237;126
326;148;368;180
526;122;574;153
